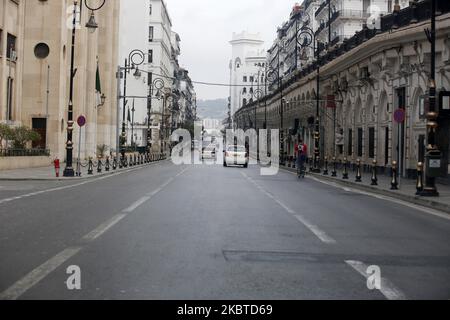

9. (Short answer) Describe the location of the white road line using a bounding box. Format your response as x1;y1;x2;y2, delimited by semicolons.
0;164;161;206
294;215;337;244
306;175;450;221
0;165;187;300
0;247;82;300
241;171;336;244
122;196;151;213
0;172;122;205
345;260;407;300
81;214;128;242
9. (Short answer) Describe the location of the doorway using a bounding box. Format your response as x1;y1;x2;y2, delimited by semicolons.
32;118;47;149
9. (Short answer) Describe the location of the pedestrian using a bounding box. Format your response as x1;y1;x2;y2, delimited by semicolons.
295;137;308;178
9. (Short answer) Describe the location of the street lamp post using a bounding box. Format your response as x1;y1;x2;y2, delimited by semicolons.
420;0;440;197
297;15;322;173
266;41;287;164
119;49;145;166
63;0;106;177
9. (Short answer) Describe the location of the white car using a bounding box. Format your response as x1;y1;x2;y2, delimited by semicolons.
202;145;216;160
224;145;248;168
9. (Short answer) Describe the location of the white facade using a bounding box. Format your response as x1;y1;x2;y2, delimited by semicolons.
315;0;410;45
119;0;179;152
229;32;266;119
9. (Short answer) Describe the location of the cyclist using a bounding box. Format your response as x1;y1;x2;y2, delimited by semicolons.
295;138;308;178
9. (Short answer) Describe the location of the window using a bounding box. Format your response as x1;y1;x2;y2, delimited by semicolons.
242;87;247;94
243;76;247;83
7;33;16;59
369;127;375;158
388;0;393;13
249;76;254;83
6;77;13;121
149;4;152;15
347;129;353;156
148;49;153;63
357;128;363;157
149;26;154;42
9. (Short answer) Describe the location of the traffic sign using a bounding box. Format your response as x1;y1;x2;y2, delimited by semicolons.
394;109;406;123
77;115;86;127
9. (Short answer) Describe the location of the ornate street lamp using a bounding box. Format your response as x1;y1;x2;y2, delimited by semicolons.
420;0;440;197
63;0;106;177
296;14;323;173
119;49;145;166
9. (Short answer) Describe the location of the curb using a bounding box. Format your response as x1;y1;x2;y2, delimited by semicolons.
0;158;170;182
281;166;450;215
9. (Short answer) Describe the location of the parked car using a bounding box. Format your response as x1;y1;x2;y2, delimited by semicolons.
202;144;216;160
223;145;248;168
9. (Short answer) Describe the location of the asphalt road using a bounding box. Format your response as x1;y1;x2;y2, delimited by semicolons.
0;160;449;300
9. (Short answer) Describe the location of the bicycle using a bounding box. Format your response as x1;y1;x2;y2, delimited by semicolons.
297;164;306;179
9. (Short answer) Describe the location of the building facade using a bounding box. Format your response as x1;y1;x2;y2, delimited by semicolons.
1;0;120;167
119;0;194;154
229;31;267;121
235;0;450;182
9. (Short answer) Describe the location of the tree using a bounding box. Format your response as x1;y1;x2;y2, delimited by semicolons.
97;144;109;158
10;126;41;149
0;124;14;148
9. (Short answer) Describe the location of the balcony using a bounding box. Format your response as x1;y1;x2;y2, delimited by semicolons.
314;21;329;38
315;0;329;18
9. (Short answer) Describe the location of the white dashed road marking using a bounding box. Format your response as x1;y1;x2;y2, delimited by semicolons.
0;166;189;300
241;171;336;244
345;260;407;300
0;247;82;300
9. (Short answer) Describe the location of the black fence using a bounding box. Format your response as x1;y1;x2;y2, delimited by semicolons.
0;149;50;157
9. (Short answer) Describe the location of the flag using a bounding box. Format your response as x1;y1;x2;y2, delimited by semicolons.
127;107;131;122
95;60;102;107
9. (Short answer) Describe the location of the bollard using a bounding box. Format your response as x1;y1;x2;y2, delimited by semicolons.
416;162;424;195
371;159;378;186
355;159;362;182
113;157;117;170
129;155;133;167
391;161;399;190
331;157;337;177
134;154;137;166
97;157;102;173
105;157;110;172
293;157;296;169
75;158;81;177
309;156;313;172
323;156;329;175
88;157;94;175
342;157;349;179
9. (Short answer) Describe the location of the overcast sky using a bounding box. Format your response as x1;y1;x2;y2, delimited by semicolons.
165;0;300;100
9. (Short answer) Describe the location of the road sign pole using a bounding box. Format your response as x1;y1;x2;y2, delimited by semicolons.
76;115;86;177
77;126;82;176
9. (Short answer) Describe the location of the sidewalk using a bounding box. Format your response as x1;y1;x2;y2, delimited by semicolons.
281;164;450;215
0;157;168;181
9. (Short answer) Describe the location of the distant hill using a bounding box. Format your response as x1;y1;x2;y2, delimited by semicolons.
196;99;228;120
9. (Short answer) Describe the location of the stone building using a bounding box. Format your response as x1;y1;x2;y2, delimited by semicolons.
235;0;450;183
1;0;121;169
229;31;267;120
